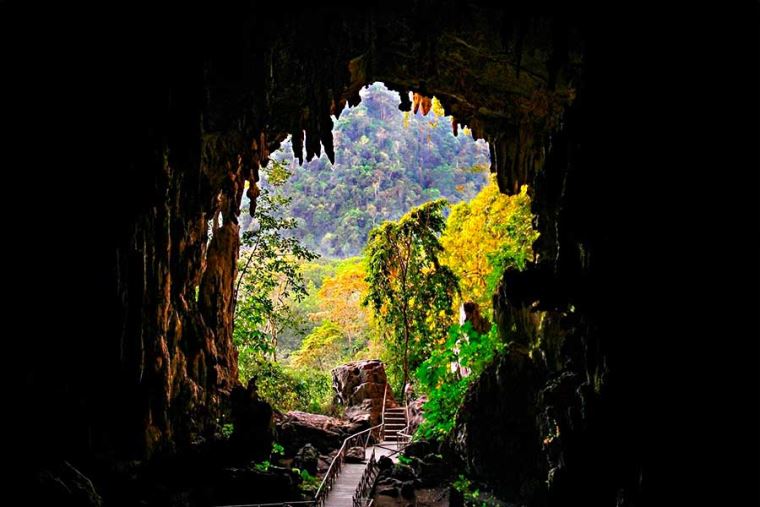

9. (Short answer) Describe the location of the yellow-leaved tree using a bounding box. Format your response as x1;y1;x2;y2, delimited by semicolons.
312;257;371;347
440;177;538;314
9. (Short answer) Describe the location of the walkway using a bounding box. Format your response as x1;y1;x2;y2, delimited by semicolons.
321;406;409;507
322;442;398;507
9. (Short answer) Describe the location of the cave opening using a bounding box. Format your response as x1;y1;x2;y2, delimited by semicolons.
15;3;758;507
232;80;502;396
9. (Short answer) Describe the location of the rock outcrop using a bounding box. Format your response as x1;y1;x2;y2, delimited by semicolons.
293;444;320;475
451;344;546;504
275;411;358;455
229;379;275;463
333;359;396;426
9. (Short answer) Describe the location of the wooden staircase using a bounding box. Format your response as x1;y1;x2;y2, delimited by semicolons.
380;406;408;445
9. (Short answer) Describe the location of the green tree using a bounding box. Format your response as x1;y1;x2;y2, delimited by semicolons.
290;321;345;369
363;199;459;396
234;160;318;376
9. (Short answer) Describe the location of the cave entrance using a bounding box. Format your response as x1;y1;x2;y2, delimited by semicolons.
231;81;537;435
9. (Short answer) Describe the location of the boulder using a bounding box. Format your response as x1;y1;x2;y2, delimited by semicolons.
230;379;275;463
377;483;401;497
407;395;426;433
403;440;435;460
409;454;450;488
33;461;103;507
293;444;319;475
390;463;417;483
275;411;353;455
378;455;394;471
344;446;366;464
332;360;396;426
212;465;302;506
400;481;416;499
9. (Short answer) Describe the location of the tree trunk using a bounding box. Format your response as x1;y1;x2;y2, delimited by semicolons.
401;303;410;403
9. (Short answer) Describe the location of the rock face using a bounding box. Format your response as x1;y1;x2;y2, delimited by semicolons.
451;345;546;504
406;396;426;434
230;379;275;463
275;411;357;455
213;466;303;506
32;461;104;507
333;360;396;426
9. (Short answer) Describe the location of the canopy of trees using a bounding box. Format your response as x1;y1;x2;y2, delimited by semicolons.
241;82;490;258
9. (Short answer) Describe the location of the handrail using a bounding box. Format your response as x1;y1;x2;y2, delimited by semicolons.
215;502;315;507
314;384;390;507
313;423;382;507
219;385;393;507
395;389;413;450
352;447;378;507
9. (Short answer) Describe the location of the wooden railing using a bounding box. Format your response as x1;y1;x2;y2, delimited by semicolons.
351;448;379;507
313;384;389;507
217;385;392;507
394;389;414;450
215;502;315;507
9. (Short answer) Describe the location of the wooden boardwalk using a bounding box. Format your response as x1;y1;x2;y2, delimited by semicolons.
323;442;399;507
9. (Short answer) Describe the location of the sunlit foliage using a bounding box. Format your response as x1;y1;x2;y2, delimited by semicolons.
441;179;538;313
363;200;459;395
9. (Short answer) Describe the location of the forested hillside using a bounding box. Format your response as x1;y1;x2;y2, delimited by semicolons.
241;82;490;258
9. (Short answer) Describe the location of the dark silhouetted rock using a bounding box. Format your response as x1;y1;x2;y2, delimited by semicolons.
344;446;366;463
400;481;416;500
403;440;434;460
293;444;319;475
450;347;545;505
212;465;302;506
33;461;103;507
377;483;401;497
378;455;394;471
230;378;275;462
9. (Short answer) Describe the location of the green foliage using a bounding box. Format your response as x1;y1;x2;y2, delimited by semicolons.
397;455;413;465
290;321;345;369
483;186;538;295
415;322;504;439
364;199;459;394
296;468;320;495
238;162;318;362
239;358;334;415
253;460;271;472
234;159;319;364
241;83;490;258
453;475;482;504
